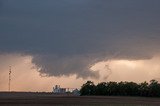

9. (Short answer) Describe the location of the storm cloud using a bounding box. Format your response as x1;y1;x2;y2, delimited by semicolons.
1;0;160;78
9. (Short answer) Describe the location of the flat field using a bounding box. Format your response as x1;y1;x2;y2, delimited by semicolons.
0;92;160;106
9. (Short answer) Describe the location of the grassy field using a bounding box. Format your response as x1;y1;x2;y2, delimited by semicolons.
0;92;160;106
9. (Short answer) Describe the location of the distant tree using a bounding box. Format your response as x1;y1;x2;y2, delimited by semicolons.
80;81;96;95
106;81;118;96
139;81;149;96
148;80;160;97
95;82;107;95
80;80;160;97
117;82;127;96
124;82;139;96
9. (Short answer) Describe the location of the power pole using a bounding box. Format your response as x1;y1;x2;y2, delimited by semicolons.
9;66;11;92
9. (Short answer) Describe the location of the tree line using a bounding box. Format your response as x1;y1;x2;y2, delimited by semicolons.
80;80;160;97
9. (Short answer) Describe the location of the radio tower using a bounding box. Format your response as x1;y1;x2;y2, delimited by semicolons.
9;66;11;92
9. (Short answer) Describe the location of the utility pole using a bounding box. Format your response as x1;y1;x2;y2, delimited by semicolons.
9;66;11;92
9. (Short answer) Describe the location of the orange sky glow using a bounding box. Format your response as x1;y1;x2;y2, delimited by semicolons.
0;54;160;92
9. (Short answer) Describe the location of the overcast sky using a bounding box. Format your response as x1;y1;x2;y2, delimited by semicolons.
1;0;160;91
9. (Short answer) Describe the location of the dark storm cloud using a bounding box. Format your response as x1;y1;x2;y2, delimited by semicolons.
1;0;160;78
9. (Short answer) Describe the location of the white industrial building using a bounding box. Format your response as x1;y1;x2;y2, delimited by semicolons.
53;85;66;93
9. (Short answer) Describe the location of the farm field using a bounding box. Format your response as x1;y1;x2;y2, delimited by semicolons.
0;92;160;106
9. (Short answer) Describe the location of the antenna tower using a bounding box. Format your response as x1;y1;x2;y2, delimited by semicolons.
9;66;11;92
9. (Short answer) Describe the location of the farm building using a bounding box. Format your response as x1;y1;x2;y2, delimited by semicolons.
53;85;66;93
